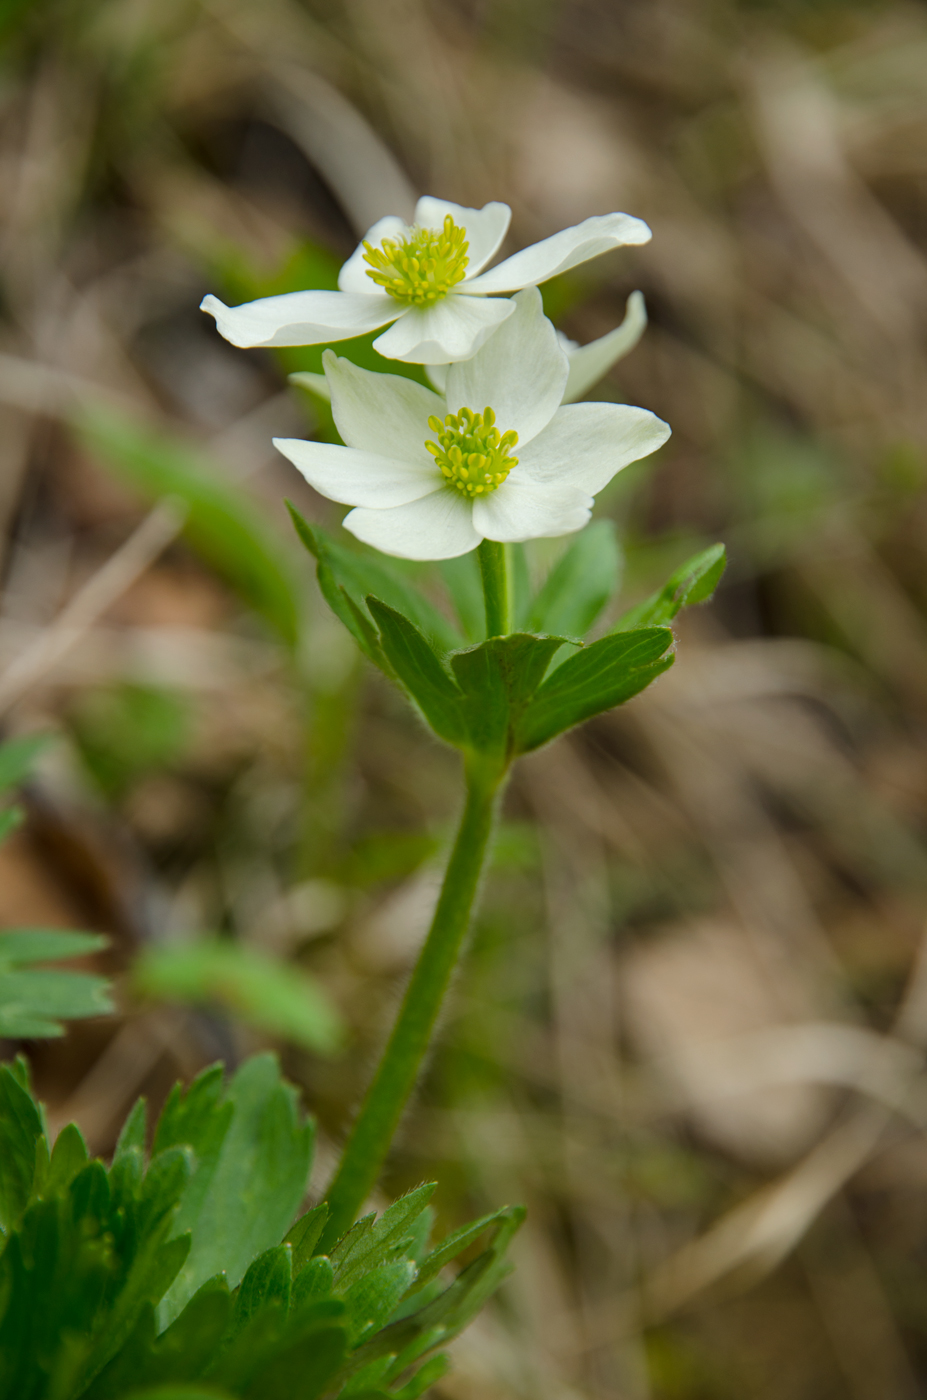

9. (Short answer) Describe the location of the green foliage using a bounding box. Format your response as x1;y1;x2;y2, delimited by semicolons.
0;1054;523;1400
69;684;190;799
614;543;726;631
0;735;113;1039
286;509;463;660
365;598;673;760
134;940;344;1057
523;520;622;638
292;517;724;764
76;408;303;649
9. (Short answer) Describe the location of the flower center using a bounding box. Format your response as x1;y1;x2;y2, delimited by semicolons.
425;406;518;497
363;216;470;306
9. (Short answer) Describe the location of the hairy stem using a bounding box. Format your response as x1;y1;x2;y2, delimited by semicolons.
319;753;505;1251
478;539;511;638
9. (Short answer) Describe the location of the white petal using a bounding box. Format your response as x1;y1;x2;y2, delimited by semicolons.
322;351;442;465
414;197;512;276
562;291;648;404
273;438;436;508
201;290;399;349
460;212;652;294
516;402;671;496
425;363;448;393
337;215;411;293
289;371;330;400
372;294;514;365
444;287;567;447
344;490;481;560
472;474;592;542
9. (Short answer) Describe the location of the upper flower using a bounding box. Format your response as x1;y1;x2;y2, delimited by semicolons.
273;288;670;561
201;196;651;366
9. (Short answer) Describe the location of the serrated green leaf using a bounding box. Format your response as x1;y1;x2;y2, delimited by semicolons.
134;939;344;1054
288;508;462;654
0;1061;44;1232
233;1244;293;1334
114;1096;148;1166
365;599;466;746
158;1055;314;1327
84;1279;232;1400
411;1205;517;1291
241;1324;348;1400
329;1184;437;1290
46;1122;90;1195
76;407;303;649
284;1201;328;1272
524;520;622;638
124;1389;235;1399
344;1259;417;1344
292;1255;335;1309
514;627;674;751
613;543;726;631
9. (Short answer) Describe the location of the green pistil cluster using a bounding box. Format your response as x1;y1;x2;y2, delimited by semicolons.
363;216;470;306
425;407;519;498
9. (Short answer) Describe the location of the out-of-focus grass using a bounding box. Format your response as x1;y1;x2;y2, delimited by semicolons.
2;0;927;1397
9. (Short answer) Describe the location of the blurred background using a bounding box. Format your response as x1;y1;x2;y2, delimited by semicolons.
3;0;927;1395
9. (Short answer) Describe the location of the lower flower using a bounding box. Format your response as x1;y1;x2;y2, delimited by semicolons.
274;289;671;561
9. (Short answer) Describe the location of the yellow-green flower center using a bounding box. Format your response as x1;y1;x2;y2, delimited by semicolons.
363;216;469;306
425;407;518;498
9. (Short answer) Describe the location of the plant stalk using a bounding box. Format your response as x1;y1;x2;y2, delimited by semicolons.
319;753;505;1251
477;539;511;637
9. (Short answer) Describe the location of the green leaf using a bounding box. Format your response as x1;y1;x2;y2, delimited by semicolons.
134;939;344;1055
76;407;303;648
232;1244;293;1333
524;521;621;639
0;1061;44;1232
284;1201;329;1272
450;632;567;758
83;1279;232;1400
365;598;467;746
329;1184;437;1290
0;732;52;795
157;1054;315;1327
613;543;726;631
411;1205;519;1292
123;1390;235;1399
114;1096;148;1165
288;509;463;655
46;1122;90;1195
344;1259;417;1344
0;928;108;963
514;627;675;752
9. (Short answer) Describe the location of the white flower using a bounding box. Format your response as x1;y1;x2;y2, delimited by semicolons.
421;289;649;404
201;196;651;366
273;288;670;561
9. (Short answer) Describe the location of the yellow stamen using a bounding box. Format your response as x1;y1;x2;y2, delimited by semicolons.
424;407;519;498
363;215;470;306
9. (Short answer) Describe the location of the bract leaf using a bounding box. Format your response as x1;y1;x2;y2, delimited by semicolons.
613;542;726;631
524;520;621;639
288;508;463;653
450;633;567;758
77;407;303;649
365;599;466;747
514;627;674;752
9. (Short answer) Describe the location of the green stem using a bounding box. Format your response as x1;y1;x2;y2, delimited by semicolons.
319;753;506;1251
478;539;511;637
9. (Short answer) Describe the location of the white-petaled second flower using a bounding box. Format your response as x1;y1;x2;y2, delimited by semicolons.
273;289;670;561
201;196;651;366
